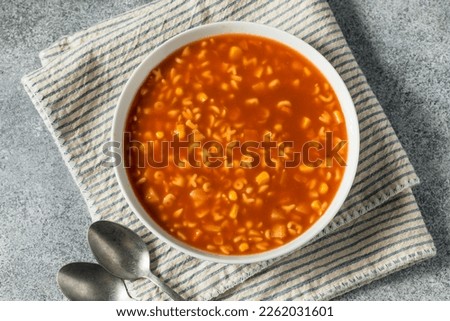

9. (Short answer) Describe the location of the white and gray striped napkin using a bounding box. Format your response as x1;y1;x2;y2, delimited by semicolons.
22;0;435;300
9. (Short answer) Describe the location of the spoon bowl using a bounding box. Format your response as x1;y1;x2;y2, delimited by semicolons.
88;220;184;301
88;220;149;280
57;262;133;301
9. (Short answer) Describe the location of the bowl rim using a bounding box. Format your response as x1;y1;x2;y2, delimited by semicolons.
112;21;360;264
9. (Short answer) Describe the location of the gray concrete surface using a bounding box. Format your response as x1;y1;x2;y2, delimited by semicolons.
0;0;449;300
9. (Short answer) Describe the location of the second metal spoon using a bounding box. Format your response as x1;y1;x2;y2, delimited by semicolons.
88;220;184;301
57;262;133;301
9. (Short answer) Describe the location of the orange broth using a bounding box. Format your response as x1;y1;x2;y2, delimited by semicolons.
124;34;347;255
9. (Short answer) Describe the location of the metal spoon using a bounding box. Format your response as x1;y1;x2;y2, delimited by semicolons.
88;220;184;301
57;262;134;301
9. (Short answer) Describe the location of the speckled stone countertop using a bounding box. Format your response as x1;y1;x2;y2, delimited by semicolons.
0;0;448;300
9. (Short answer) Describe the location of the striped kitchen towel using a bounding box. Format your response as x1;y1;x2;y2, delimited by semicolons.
22;0;435;300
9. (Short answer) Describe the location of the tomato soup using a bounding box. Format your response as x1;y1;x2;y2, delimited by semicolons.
124;34;347;255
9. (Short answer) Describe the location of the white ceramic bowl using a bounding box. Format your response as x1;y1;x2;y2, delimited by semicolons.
112;21;359;264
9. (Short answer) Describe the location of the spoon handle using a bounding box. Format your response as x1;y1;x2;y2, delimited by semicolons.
145;273;185;301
